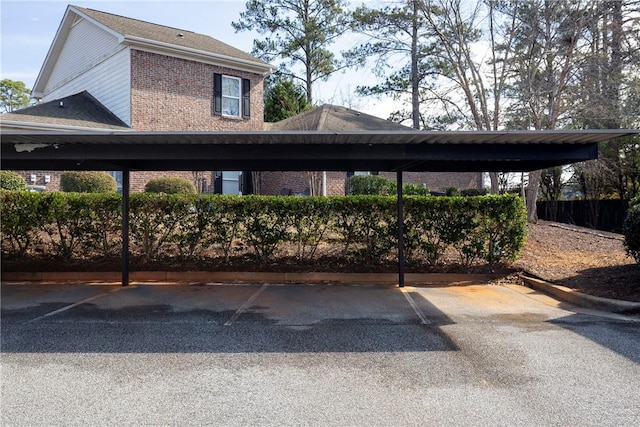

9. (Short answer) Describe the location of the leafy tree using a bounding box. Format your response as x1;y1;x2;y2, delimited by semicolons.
264;77;313;122
570;1;640;202
499;0;589;221
348;0;433;129
0;79;32;112
233;0;351;103
414;0;521;194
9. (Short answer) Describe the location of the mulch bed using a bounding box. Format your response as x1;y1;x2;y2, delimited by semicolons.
3;220;638;301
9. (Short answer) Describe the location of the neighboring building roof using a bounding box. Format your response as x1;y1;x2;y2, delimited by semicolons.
268;104;411;131
0;91;130;131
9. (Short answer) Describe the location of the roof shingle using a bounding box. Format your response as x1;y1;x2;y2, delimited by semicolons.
0;91;130;130
267;104;412;131
74;5;269;67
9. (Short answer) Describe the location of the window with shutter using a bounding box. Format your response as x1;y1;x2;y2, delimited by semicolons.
213;73;250;118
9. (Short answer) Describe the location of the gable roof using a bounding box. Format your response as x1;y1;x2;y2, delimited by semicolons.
267;104;412;131
33;5;272;97
0;91;130;131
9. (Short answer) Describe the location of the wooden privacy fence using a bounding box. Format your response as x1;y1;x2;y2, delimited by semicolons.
537;200;628;232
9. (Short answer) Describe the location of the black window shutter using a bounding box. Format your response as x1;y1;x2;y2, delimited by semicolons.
213;171;222;194
213;73;222;115
242;78;251;118
346;171;355;195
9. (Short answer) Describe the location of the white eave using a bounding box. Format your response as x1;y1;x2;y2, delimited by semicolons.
122;35;274;75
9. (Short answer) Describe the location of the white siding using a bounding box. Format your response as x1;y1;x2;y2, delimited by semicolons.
46;17;120;94
44;48;131;126
43;17;131;125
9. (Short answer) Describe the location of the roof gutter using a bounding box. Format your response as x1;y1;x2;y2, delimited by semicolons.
0;120;131;133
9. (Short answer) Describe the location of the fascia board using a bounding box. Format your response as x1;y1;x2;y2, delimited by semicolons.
123;36;275;75
0;120;130;133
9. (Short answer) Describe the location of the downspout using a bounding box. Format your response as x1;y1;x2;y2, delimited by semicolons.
322;171;327;196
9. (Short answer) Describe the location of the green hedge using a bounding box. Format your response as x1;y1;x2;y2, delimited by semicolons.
1;192;526;266
0;171;27;191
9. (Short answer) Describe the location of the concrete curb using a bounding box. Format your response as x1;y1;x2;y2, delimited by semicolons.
1;271;504;286
521;275;640;314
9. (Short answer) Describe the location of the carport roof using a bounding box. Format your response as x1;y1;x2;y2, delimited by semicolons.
1;129;638;172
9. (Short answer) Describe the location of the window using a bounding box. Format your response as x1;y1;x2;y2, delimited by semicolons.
108;171;123;193
222;76;240;117
214;73;251;118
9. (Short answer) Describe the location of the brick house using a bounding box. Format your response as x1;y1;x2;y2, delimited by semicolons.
1;5;271;192
1;5;482;195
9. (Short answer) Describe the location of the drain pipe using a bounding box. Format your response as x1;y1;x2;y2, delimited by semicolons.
322;171;327;197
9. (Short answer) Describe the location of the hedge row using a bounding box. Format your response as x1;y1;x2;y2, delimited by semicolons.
0;192;527;266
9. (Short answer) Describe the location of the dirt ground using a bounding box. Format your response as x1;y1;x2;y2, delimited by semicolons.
514;221;640;302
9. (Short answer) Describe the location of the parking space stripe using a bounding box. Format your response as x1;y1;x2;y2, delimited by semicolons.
400;287;431;325
224;283;269;326
25;286;133;324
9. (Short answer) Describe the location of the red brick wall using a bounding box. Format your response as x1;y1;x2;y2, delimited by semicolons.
130;50;264;131
128;51;265;191
260;172;347;196
15;171;62;192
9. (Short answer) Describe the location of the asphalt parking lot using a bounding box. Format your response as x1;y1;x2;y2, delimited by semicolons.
2;281;639;426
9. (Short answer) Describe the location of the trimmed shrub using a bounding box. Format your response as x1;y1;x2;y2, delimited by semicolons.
144;177;196;194
623;205;640;265
0;171;28;191
461;188;488;197
630;195;640;208
60;171;116;193
0;191;47;256
285;197;332;261
129;193;194;261
445;187;460;197
0;192;528;267
403;183;430;196
330;196;396;262
240;196;291;262
476;195;528;264
349;175;396;195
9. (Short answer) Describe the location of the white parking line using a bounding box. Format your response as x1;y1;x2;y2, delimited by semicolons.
400;287;431;325
224;283;269;326
25;286;134;324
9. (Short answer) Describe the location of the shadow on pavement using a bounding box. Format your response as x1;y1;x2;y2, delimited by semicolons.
1;287;459;354
549;314;640;365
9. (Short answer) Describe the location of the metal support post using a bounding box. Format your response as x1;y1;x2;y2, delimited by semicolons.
121;169;130;287
397;171;405;288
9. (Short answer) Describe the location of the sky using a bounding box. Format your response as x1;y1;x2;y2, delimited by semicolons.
0;0;399;119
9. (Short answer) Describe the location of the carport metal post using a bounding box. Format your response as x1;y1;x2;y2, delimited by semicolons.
397;171;405;288
122;169;130;287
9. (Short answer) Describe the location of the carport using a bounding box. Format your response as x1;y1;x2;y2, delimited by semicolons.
2;129;638;287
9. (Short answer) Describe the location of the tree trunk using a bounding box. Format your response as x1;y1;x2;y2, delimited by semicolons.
489;172;499;194
526;170;541;222
411;0;420;130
